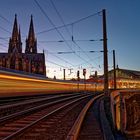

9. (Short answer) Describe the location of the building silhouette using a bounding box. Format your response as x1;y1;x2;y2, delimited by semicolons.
0;15;46;75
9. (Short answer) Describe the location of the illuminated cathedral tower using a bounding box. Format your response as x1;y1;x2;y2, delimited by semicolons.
8;14;22;53
0;15;46;75
25;15;37;54
8;14;22;70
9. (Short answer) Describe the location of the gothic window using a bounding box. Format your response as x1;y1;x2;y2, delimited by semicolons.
2;57;6;67
10;56;16;69
0;59;2;66
19;58;22;71
36;62;40;74
30;47;33;53
31;60;35;73
26;59;29;72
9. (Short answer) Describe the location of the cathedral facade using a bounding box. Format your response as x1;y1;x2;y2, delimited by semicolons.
0;15;46;75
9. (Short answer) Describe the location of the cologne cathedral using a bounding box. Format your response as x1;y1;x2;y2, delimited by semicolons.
0;15;46;75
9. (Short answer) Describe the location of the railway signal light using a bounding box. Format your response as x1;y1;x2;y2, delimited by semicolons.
77;70;80;77
83;69;86;92
77;70;80;81
83;69;86;76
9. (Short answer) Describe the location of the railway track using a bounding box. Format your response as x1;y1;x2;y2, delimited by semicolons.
0;92;95;140
0;94;58;106
0;93;83;118
0;92;108;140
77;96;104;140
67;94;104;140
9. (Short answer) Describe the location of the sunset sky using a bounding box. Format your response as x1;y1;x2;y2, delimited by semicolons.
0;0;140;79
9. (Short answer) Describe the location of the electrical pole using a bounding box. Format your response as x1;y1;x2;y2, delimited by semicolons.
63;69;66;80
113;50;117;90
102;9;109;96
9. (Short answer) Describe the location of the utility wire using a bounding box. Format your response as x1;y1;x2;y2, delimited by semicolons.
44;49;75;67
36;10;101;35
0;14;12;25
34;0;97;66
47;0;101;70
37;25;63;35
37;43;75;67
0;37;9;42
0;26;11;34
56;50;103;54
0;43;8;48
45;51;103;73
38;39;102;43
48;51;103;70
34;0;73;50
72;40;100;70
70;11;101;25
0;43;8;51
49;0;100;69
47;59;69;68
50;0;94;67
50;0;71;36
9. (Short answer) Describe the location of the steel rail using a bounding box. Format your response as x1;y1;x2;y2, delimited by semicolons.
0;93;91;124
2;94;94;140
0;93;82;112
66;93;103;140
0;93;77;106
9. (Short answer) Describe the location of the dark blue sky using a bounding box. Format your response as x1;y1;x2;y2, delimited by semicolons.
0;0;140;78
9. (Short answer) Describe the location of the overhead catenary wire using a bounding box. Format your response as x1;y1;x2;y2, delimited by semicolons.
0;43;8;51
44;49;75;67
50;0;101;29
37;43;75;67
34;0;105;78
0;1;105;79
47;1;102;71
71;21;103;70
34;0;99;67
50;0;71;37
0;26;11;34
54;50;103;54
0;37;9;42
34;0;73;50
47;50;103;70
36;10;101;35
48;0;101;70
47;59;70;68
37;46;103;76
0;14;12;25
38;44;102;72
72;40;100;70
39;45;71;69
38;39;102;43
74;54;103;68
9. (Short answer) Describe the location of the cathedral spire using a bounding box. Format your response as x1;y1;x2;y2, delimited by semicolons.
12;14;18;40
28;15;35;40
8;14;22;54
25;15;37;54
18;26;22;53
18;26;21;41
